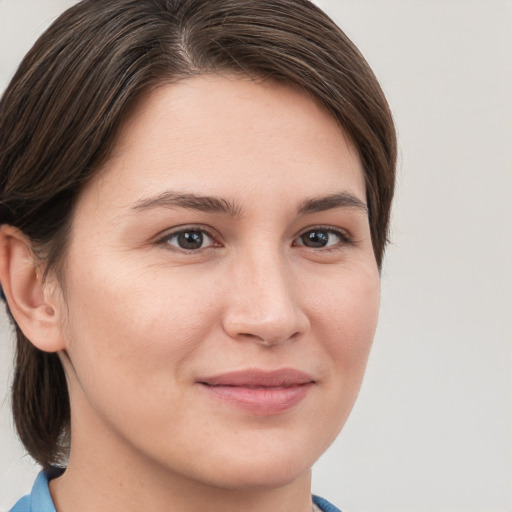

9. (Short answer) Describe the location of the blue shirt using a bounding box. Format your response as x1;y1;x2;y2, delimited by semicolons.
9;469;341;512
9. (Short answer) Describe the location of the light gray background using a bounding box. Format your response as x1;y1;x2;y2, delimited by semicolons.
1;1;511;511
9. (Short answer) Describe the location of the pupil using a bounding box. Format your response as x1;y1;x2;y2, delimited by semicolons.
178;231;203;249
303;230;328;248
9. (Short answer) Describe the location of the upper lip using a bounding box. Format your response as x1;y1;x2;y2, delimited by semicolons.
198;368;315;388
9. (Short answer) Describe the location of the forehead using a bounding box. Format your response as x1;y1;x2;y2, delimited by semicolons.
80;74;365;213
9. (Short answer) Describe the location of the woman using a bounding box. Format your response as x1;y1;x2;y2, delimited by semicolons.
0;1;396;511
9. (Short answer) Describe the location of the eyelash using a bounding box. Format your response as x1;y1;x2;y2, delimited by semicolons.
156;225;354;253
293;225;354;250
156;225;220;253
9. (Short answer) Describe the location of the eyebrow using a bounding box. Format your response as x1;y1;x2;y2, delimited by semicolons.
130;190;367;217
297;192;368;215
131;191;242;217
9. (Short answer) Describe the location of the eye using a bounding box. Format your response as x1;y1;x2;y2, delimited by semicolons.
295;227;351;249
161;228;217;251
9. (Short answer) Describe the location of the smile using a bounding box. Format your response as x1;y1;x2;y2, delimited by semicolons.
197;369;315;415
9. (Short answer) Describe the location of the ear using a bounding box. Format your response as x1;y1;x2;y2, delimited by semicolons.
0;225;66;352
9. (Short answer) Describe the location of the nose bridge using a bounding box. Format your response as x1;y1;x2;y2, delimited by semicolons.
223;243;308;345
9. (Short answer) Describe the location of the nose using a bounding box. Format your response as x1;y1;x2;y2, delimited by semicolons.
222;250;310;347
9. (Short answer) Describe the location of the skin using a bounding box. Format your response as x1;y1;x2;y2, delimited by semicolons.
1;75;380;512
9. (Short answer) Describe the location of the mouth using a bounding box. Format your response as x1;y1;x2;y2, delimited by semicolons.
197;368;315;415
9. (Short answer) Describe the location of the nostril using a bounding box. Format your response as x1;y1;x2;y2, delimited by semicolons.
240;332;257;339
237;330;302;347
222;299;310;346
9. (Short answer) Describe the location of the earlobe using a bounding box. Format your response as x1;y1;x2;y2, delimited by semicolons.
0;225;66;353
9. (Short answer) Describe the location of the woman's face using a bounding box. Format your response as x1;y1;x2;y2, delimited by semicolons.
54;75;380;489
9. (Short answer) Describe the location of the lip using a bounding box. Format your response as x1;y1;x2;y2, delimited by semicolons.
197;368;315;415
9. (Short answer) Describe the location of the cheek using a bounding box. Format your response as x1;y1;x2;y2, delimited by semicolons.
60;257;220;388
307;262;380;376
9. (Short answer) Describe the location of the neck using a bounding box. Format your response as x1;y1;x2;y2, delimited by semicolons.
50;458;314;512
49;415;314;512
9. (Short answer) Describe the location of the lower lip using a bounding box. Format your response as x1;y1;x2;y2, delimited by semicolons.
199;383;313;415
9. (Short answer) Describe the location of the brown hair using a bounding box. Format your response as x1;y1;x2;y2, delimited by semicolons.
0;0;396;468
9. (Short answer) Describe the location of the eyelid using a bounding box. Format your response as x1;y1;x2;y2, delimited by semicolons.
153;223;354;253
293;225;355;248
155;224;222;251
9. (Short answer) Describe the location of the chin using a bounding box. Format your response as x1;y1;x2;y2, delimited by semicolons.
185;443;317;491
204;462;311;492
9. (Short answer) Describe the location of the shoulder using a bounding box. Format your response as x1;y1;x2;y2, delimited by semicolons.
8;468;63;512
8;495;31;512
313;495;343;512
